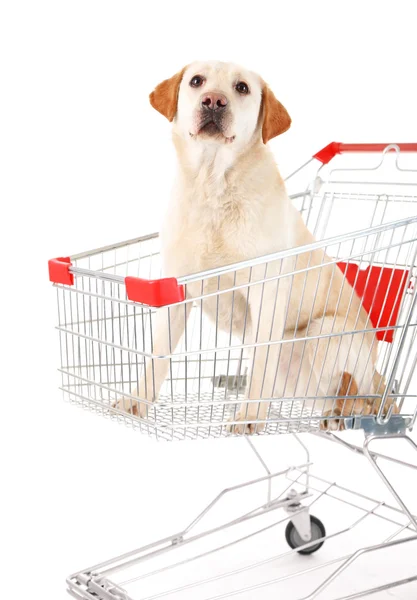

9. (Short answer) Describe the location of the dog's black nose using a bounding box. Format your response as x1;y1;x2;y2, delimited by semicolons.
201;93;228;111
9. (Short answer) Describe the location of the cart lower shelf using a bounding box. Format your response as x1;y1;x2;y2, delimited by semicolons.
67;435;417;600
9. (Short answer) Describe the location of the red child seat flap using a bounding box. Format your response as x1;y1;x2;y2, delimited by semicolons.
337;263;410;343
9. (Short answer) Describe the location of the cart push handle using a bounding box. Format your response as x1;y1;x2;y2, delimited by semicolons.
313;142;417;165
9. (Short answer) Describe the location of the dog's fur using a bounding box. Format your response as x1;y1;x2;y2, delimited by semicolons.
117;61;396;432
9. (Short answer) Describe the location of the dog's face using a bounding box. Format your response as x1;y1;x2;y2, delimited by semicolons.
150;61;291;148
176;62;263;146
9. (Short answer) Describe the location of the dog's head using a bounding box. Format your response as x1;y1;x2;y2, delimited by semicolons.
150;61;291;148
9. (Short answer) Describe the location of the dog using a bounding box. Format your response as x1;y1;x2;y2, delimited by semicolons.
116;60;396;432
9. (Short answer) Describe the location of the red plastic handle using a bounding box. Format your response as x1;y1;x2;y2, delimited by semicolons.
313;142;417;165
48;255;185;307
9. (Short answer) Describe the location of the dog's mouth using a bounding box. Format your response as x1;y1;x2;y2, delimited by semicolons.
190;114;235;143
200;121;221;136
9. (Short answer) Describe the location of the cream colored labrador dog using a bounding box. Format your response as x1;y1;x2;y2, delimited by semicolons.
117;60;395;432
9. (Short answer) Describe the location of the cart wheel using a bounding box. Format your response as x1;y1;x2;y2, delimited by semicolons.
285;515;326;555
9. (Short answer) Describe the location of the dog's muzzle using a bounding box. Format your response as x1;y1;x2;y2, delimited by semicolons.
197;92;229;135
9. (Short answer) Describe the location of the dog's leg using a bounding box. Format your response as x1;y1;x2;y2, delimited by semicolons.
309;315;377;431
231;278;286;434
319;371;400;431
320;372;372;431
115;303;191;417
368;370;399;417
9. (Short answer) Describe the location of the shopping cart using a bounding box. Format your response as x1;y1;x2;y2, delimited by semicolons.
49;143;417;599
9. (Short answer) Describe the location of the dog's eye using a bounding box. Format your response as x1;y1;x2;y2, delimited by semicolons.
235;81;249;95
190;75;204;88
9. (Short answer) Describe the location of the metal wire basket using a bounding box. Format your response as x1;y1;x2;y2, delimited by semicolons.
49;143;417;441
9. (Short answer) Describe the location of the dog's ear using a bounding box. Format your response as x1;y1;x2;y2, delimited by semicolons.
149;68;186;122
261;82;291;143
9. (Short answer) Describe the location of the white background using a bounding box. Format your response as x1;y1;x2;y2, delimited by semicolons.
1;1;417;598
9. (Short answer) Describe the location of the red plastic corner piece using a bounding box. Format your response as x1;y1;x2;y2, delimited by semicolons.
125;276;185;307
48;257;74;285
313;142;342;164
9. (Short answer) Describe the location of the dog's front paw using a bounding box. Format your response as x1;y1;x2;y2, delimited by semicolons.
320;409;345;431
113;396;149;418
227;411;266;435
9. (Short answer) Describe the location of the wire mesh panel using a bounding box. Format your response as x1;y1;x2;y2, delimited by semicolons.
53;149;417;440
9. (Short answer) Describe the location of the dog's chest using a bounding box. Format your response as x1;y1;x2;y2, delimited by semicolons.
167;188;260;276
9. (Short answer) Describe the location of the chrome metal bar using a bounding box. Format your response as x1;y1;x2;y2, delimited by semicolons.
333;575;417;600
363;434;417;531
284;158;315;181
377;283;417;423
171;237;417;306
298;534;417;600
288;468;417;523
244;437;272;504
100;490;311;579
292;434;311;490
314;431;417;470
58;320;414;362
200;535;417;600
70;232;159;261
124;502;381;599
177;215;417;285
91;466;310;579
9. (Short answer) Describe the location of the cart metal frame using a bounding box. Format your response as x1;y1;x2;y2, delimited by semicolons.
49;142;417;599
66;432;417;600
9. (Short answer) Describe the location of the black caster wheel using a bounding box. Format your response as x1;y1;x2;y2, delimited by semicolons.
285;515;326;555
